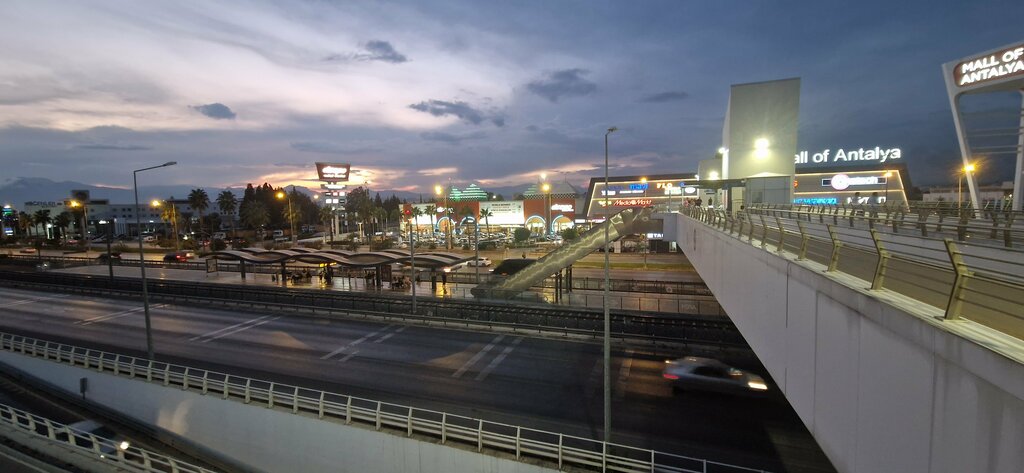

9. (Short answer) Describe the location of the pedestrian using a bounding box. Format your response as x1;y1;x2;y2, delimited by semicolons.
441;271;447;286
522;252;527;259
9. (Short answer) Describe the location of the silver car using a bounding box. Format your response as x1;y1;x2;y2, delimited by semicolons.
662;356;769;396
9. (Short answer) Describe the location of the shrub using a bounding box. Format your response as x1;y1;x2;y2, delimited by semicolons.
478;241;497;250
210;239;227;251
513;228;531;242
560;227;579;242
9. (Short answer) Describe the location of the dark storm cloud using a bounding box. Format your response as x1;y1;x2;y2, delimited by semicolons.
409;100;505;127
526;69;597;103
639;91;689;103
190;103;236;120
290;141;380;154
74;144;151;151
420;131;487;144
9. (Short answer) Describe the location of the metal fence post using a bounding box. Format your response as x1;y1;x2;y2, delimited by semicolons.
796;220;809;260
869;229;890;290
775;217;785;253
441;413;447;443
758;215;768;249
477;419;484;452
943;239;972;320
826;224;842;272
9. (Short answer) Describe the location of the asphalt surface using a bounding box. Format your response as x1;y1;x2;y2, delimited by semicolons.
0;285;834;472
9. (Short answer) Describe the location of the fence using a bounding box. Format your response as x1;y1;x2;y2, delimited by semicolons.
0;401;214;473
0;332;768;473
687;207;1024;342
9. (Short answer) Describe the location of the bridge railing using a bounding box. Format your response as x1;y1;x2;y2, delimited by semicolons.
686;206;1024;342
0;332;768;473
0;401;214;473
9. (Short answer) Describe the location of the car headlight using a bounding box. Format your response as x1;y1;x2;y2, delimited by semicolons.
119;440;131;450
747;381;768;391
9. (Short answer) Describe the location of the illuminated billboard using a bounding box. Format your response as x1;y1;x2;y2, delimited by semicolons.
315;162;351;181
954;44;1024;87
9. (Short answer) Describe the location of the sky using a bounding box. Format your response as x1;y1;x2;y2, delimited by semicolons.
1;0;1022;194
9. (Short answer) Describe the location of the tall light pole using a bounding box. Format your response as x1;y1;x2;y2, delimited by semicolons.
883;171;893;206
408;211;417;314
958;164;976;209
542;182;552;237
435;184;451;250
277;190;297;245
134;161;177;360
603;126;617;443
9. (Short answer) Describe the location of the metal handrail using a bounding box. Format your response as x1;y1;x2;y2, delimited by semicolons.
684;206;1024;342
0;332;769;473
0;402;215;473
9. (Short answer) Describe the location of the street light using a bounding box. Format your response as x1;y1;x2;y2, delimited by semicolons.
603;126;617;443
434;184;451;250
134;161;177;360
883;171;894;207
276;190;297;245
958;164;976;209
541;182;552;237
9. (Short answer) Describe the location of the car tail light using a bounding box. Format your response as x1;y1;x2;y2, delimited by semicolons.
662;373;679;380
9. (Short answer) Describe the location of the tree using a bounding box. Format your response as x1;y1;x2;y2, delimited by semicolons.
282;197;303;236
54;212;72;241
513;227;531;242
425;205;436;235
216;190;238;237
160;204;183;250
560;227;579;241
479;208;493;234
240;201;269;231
318;206;335;242
411;206;424;238
32;210;51;239
188;188;210;242
17;211;32;237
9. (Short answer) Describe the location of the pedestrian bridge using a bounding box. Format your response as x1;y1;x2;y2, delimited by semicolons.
664;206;1024;473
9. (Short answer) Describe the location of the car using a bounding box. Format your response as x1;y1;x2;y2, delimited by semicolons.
55;420;130;458
212;232;226;240
163;251;191;262
467;257;492;267
489;258;536;276
141;235;156;243
96;252;122;262
272;230;284;238
662;356;769;396
443;262;469;273
19;247;37;254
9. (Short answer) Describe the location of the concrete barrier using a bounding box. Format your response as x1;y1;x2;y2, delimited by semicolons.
676;214;1024;473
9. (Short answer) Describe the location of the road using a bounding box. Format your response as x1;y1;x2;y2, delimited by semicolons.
0;285;833;472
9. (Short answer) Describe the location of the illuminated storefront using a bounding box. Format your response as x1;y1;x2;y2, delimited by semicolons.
582;173;702;220
793;167;909;206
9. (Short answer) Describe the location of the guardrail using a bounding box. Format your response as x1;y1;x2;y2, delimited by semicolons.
687;207;1024;342
0;332;768;473
745;203;1024;248
0;401;214;473
0;271;744;347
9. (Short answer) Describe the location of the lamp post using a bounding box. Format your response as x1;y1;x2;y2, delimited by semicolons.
99;219;114;281
134;161;177;360
276;190;297;246
542;182;552;237
435;184;451;250
958;164;976;211
603;126;617;443
408;213;417;315
883;171;893;205
69;200;89;257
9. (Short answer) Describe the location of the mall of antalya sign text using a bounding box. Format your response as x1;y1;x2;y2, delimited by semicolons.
795;147;901;165
955;45;1024;87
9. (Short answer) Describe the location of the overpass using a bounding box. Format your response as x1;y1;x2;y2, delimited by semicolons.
662;205;1024;473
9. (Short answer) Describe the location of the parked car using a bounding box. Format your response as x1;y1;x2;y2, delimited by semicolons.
212;232;226;240
162;251;191;262
444;262;469;273
467;257;492;267
272;230;284;238
662;357;769;396
96;252;122;262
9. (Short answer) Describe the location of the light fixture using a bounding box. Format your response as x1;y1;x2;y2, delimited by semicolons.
640;177;647;184
434;185;443;196
754;138;770;150
709;170;720;180
964;164;976;173
150;199;161;207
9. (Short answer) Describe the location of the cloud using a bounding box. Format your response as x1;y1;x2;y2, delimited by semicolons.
74;144;151;151
409;100;505;127
290;141;379;154
526;69;597;103
419;167;459;176
190;103;236;120
420;131;487;144
639;91;689;103
361;40;408;63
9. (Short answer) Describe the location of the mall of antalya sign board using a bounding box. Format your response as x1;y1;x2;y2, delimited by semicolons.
315;162;350;181
955;44;1024;87
795;147;901;166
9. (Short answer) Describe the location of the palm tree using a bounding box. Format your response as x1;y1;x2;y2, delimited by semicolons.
216;190;238;238
458;206;473;235
240;201;269;231
160;204;182;250
188;188;210;243
17;211;31;237
54;212;72;241
282;200;303;238
32;210;52;239
479;208;493;235
411;207;424;238
425;205;436;236
318;206;335;242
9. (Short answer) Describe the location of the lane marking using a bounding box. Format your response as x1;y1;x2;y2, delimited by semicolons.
452;335;504;379
338;351;359;363
7;294;70;307
474;337;523;381
200;316;281;343
77;304;167;326
188;315;274;342
373;333;395;344
615;349;634;400
320;325;393;360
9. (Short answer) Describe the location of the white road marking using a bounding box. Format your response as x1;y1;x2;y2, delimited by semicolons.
474;337;523;381
77;304;167;326
338;351;359;363
452;335;504;378
615;350;634;399
373;333;395;344
321;325;393;360
7;294;70;307
188;314;274;342
200;316;281;343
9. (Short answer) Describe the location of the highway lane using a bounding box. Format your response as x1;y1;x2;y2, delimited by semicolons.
0;286;834;472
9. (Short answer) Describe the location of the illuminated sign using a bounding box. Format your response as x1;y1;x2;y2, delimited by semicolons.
315;162;351;181
794;197;839;205
479;201;525;225
23;201;62;207
321;183;347;190
629;183;648;191
683;187;697;195
550;204;574;212
825;174;888;190
955;45;1024;87
795;147;901;165
599;198;653;207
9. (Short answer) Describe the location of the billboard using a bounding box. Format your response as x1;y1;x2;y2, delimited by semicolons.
954;44;1024;88
479;201;524;225
315;162;351;181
